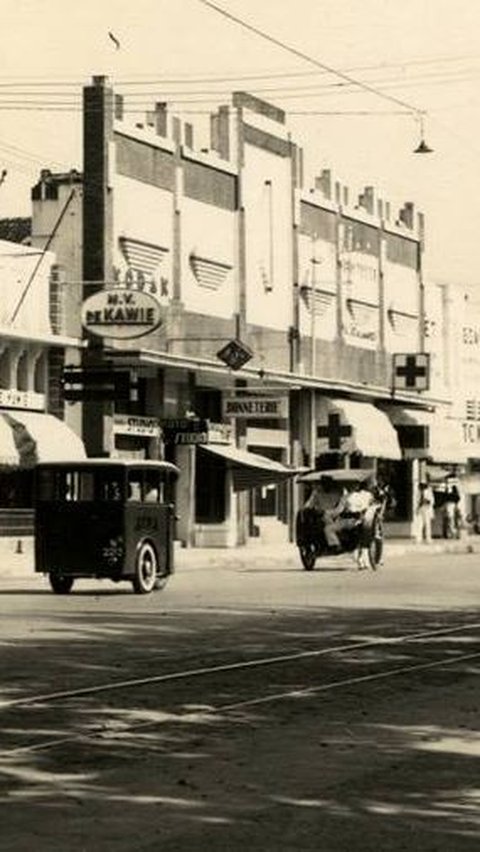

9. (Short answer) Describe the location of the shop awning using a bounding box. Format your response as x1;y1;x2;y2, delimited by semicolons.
384;406;467;464
199;444;299;491
317;398;402;460
0;411;87;468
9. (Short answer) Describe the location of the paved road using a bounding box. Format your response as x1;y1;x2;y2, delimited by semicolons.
0;549;478;851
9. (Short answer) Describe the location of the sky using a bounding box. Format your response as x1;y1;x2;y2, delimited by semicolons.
2;0;480;284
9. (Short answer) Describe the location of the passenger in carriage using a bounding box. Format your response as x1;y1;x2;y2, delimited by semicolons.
341;479;375;517
304;477;347;551
340;480;376;568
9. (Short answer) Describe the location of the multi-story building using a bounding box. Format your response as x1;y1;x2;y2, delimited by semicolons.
27;74;466;547
0;236;86;535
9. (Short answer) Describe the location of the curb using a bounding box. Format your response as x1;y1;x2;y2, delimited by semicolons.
0;536;478;582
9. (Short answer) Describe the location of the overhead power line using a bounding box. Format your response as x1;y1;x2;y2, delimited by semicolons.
3;64;480;100
195;0;426;116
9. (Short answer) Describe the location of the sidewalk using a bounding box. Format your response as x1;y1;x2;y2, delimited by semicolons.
0;534;479;581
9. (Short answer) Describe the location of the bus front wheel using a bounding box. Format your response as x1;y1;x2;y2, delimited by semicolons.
132;542;158;594
49;573;74;594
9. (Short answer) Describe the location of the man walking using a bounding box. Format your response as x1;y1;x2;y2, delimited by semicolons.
417;480;434;544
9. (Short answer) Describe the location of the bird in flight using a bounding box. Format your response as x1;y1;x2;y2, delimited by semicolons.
108;31;121;50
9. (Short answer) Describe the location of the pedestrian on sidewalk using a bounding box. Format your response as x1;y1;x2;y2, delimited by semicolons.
442;479;460;539
417;480;434;544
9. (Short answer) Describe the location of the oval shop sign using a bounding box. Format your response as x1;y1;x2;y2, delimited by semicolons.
81;289;164;340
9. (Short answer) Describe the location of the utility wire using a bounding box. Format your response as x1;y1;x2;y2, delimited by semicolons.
9;189;76;325
1;64;480;99
1;49;480;87
195;0;426;116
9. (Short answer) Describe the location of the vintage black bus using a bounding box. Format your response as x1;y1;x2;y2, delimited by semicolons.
34;460;179;594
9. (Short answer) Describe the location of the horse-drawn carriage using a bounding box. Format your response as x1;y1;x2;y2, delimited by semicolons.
295;468;386;571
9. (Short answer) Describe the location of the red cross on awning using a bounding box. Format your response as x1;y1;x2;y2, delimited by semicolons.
317;412;353;450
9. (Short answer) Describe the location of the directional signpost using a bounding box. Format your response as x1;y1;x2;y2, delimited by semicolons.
62;366;138;402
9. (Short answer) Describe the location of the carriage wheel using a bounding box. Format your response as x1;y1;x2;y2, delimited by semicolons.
368;517;384;571
132;541;158;594
299;544;317;571
49;573;74;594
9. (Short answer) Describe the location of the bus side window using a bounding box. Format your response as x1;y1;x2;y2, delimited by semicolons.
127;476;142;502
144;472;163;503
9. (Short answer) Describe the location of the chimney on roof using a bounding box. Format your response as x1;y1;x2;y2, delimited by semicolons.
114;94;124;121
358;186;375;215
210;105;230;160
314;169;331;199
399;201;414;229
154;102;168;137
184;122;194;149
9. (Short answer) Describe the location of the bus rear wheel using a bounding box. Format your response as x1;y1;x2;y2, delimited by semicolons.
132;542;158;594
299;543;317;571
49;573;74;594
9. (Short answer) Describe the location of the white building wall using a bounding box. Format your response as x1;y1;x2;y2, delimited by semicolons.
113;175;174;301
0;240;54;336
243;145;293;330
297;233;337;342
383;259;420;352
180;197;236;318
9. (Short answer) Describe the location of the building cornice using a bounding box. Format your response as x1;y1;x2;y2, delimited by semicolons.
0;327;84;348
106;345;446;409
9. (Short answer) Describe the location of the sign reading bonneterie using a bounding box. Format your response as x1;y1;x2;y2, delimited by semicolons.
223;396;288;419
81;289;164;340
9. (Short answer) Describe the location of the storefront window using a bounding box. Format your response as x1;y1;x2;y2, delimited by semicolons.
195;451;226;523
377;459;411;521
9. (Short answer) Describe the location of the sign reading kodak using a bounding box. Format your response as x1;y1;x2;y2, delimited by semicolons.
81;288;164;340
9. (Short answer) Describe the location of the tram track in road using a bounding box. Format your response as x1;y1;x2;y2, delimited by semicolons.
1;617;480;711
0;619;479;758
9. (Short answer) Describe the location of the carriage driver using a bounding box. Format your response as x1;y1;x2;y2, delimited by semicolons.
305;477;374;552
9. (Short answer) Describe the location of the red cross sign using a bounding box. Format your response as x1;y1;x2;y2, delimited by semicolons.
317;412;353;450
393;353;430;391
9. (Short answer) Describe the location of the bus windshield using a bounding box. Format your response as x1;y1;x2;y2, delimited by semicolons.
37;468;125;503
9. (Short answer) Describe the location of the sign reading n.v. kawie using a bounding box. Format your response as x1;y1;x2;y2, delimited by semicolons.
81;288;164;340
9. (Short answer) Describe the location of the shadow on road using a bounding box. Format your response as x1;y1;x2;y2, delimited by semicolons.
0;600;478;850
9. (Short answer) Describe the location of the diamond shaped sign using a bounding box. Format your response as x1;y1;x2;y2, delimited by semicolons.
217;339;253;370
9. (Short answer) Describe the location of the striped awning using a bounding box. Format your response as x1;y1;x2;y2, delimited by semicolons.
189;253;232;290
199;444;298;491
383;406;467;464
0;411;86;468
300;286;336;316
387;308;419;337
346;299;379;328
316;398;402;460
119;237;169;277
